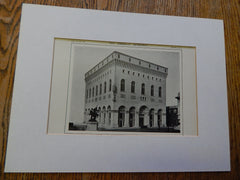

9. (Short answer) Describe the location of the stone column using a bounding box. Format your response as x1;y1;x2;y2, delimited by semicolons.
135;112;139;128
162;110;167;127
153;113;158;127
109;111;114;128
112;110;119;128
124;112;129;128
144;114;149;127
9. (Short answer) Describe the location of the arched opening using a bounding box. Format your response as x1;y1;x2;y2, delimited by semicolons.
107;105;111;126
103;106;106;124
118;106;125;127
149;108;154;127
158;109;162;128
98;107;101;122
129;107;135;127
139;106;148;128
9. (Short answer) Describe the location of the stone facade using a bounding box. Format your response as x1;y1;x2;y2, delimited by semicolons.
84;51;168;129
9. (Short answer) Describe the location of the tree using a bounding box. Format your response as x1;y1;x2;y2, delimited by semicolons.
166;107;180;131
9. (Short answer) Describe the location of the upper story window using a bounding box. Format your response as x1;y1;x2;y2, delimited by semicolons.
151;85;154;96
100;84;102;95
109;79;112;92
92;87;94;97
86;89;88;99
159;86;162;97
96;85;98;96
141;83;145;95
89;89;91;98
120;79;125;92
104;81;107;93
131;81;135;93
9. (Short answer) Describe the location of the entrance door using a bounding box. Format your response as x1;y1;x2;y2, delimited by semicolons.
118;106;125;127
139;106;148;128
139;115;144;127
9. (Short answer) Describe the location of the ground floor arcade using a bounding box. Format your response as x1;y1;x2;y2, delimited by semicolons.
85;105;166;129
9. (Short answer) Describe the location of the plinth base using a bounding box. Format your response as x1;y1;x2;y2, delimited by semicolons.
86;121;98;131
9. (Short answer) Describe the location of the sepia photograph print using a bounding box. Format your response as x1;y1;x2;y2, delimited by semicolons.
48;38;197;135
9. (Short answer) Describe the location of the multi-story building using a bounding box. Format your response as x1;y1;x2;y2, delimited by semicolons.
84;51;168;129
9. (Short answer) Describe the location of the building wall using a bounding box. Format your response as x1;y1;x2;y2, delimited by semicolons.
84;62;115;128
84;51;167;129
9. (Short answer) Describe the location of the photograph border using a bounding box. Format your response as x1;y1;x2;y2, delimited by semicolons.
48;38;198;136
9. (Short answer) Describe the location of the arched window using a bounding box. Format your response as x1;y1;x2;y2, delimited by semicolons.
107;106;111;125
120;79;125;92
104;81;107;93
109;79;112;92
151;85;154;96
100;84;102;95
118;106;125;127
89;89;91;98
159;86;162;97
131;81;135;93
141;83;145;95
96;85;98;96
92;87;94;97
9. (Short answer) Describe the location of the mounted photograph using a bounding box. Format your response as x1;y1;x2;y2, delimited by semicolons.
48;38;197;135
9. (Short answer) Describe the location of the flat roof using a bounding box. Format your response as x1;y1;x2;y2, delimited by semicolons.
85;51;168;78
